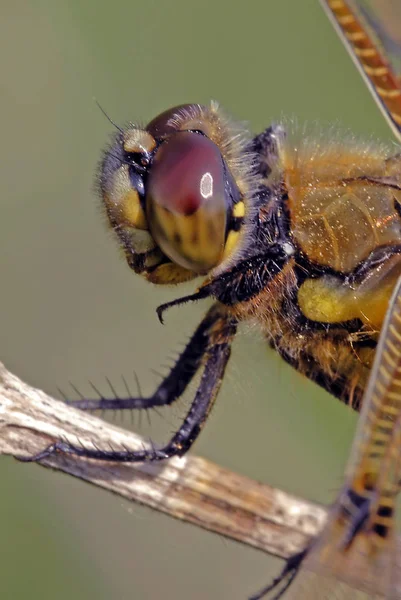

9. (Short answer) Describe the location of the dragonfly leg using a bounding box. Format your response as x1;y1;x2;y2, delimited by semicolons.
69;303;228;412
249;549;307;600
20;304;236;463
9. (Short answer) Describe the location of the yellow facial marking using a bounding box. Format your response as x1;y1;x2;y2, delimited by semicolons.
145;262;195;284
120;190;148;230
233;201;245;218
222;230;240;262
123;129;156;154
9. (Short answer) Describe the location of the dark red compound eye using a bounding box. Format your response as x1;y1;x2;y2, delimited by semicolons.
146;104;210;138
146;131;228;273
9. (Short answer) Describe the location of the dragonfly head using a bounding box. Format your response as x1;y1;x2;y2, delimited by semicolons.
99;103;257;284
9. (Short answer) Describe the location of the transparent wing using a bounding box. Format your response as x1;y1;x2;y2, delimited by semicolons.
354;1;401;76
320;0;401;142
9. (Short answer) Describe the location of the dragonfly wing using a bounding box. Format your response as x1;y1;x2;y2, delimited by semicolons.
320;0;401;142
290;513;400;599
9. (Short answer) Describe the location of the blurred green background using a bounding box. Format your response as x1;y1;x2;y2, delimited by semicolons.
0;1;395;599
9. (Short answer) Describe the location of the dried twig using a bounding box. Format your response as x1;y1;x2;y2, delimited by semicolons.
1;361;399;597
0;361;325;558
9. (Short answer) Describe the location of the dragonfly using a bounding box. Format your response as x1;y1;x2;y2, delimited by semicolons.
25;0;401;466
23;3;401;593
20;0;401;597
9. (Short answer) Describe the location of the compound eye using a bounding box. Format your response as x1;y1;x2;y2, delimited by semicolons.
146;131;227;273
146;104;210;138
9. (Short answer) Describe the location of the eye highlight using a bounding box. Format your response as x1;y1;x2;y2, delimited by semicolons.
146;131;228;273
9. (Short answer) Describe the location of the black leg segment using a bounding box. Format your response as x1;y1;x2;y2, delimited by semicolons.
65;304;225;412
22;304;237;463
249;549;307;600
